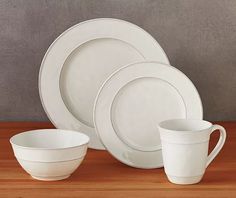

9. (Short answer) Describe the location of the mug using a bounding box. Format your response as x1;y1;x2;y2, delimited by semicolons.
158;119;226;185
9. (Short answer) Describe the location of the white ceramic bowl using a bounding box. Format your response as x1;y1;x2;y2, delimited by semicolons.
10;129;89;181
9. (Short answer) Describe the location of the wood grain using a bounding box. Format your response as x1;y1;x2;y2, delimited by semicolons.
0;122;235;198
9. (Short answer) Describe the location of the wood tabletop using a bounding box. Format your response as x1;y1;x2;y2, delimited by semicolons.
0;122;235;197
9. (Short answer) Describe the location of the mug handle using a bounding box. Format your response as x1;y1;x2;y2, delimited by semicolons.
206;124;226;167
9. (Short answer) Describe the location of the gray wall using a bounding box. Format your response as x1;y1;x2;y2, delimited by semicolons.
0;0;236;121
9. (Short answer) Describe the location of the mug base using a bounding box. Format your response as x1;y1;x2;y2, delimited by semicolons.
167;175;203;185
31;174;71;181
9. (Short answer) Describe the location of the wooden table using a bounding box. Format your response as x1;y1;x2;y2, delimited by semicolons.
0;122;235;197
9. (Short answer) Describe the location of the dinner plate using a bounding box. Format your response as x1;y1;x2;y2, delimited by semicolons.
94;61;203;168
39;18;169;150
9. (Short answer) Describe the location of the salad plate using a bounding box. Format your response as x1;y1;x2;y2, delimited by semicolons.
93;61;203;168
39;18;169;149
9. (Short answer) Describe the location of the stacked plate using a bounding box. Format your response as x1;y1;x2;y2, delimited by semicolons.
39;18;203;169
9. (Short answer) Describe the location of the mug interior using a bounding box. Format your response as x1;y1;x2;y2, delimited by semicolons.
158;119;212;132
10;129;89;149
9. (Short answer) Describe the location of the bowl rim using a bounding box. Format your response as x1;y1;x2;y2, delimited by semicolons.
10;129;90;150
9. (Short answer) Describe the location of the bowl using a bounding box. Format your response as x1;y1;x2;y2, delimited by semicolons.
10;129;89;181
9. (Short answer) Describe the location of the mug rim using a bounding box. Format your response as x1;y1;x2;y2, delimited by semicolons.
158;119;212;133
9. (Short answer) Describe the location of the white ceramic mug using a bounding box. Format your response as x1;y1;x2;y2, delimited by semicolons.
158;119;226;185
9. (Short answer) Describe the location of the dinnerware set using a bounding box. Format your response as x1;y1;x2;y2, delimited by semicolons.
10;18;226;184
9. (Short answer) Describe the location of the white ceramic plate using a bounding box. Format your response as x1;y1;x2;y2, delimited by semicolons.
39;18;169;150
94;61;203;168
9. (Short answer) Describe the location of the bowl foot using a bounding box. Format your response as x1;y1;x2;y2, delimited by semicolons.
31;174;71;181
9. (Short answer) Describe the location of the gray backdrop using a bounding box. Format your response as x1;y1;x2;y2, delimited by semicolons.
0;0;236;121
